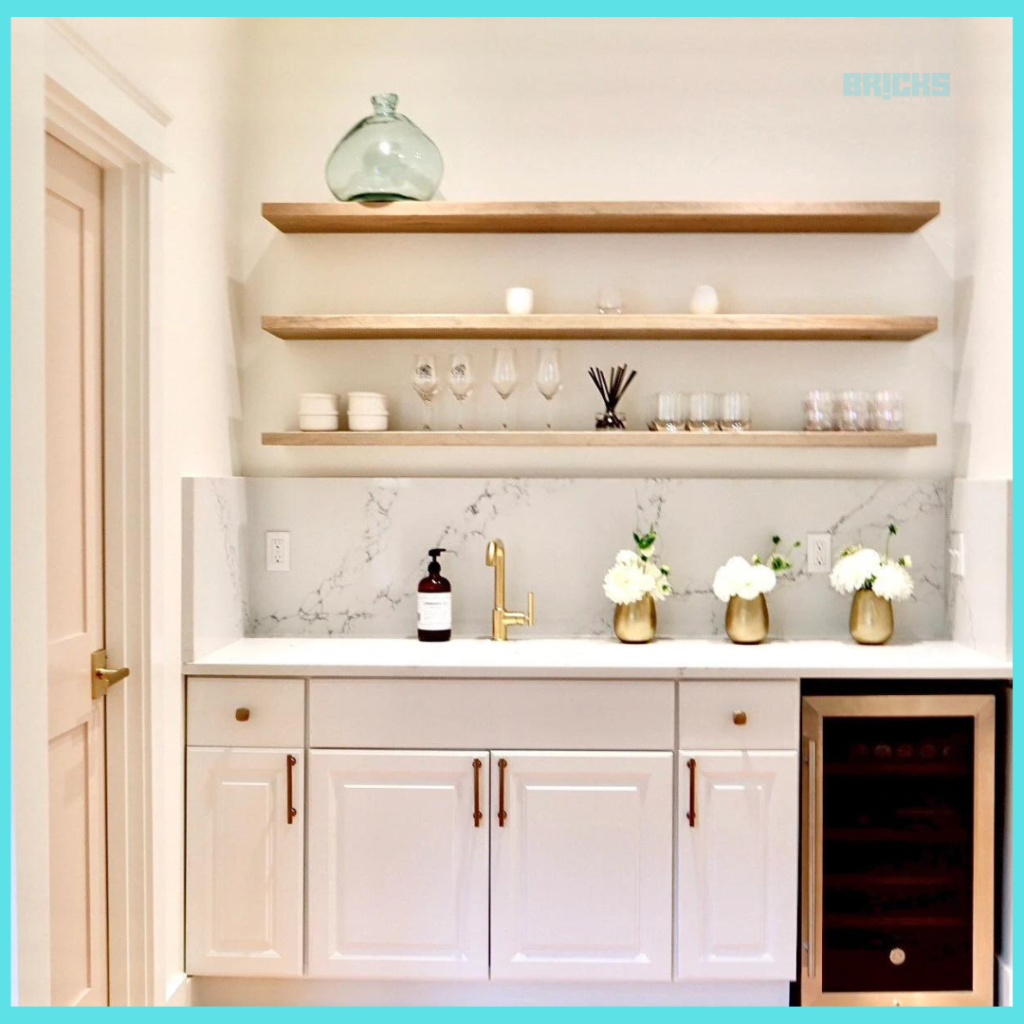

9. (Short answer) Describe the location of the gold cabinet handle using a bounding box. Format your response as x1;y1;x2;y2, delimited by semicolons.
472;758;483;827
497;758;508;827
286;754;297;825
235;707;251;722
91;648;130;700
733;710;748;725
686;758;697;827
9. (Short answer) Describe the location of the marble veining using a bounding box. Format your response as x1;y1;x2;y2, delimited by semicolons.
187;477;951;644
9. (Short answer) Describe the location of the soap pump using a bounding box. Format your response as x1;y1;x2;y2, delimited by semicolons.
417;547;452;642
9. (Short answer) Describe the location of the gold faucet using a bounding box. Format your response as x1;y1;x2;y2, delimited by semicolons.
485;539;534;641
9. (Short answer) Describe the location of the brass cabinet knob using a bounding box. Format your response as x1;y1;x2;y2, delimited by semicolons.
733;710;748;725
889;947;906;966
235;707;251;722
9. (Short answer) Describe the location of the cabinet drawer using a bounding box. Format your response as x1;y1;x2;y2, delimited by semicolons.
678;680;799;750
187;677;305;747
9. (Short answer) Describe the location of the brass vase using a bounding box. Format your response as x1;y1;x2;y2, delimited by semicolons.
614;594;657;643
849;588;894;645
725;594;770;644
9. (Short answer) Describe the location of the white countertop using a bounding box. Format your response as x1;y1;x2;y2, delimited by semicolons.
186;637;1012;681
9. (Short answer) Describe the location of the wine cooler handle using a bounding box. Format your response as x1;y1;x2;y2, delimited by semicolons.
686;758;697;827
806;738;817;979
497;758;508;827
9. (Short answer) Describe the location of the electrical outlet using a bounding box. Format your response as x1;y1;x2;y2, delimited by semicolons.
949;531;966;578
807;533;832;575
266;531;290;572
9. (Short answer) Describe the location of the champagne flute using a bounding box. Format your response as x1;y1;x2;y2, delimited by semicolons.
535;347;562;429
491;348;518;430
411;353;439;430
448;352;474;430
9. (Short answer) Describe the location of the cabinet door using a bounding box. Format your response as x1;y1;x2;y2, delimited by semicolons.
308;750;489;979
676;749;798;980
490;751;673;981
186;747;304;977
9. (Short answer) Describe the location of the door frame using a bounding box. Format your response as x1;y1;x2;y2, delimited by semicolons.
14;17;171;1006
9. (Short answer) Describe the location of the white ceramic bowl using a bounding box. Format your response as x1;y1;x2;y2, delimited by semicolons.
299;412;340;431
298;392;340;415
346;391;388;414
348;411;389;432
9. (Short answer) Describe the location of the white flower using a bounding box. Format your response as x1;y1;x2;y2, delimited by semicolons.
603;562;648;605
615;549;640;567
829;547;883;595
712;556;777;602
872;560;914;602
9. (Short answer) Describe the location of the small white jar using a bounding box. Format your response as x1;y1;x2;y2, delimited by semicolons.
346;391;388;414
505;287;534;315
348;411;389;431
299;412;340;431
298;392;340;415
689;284;720;315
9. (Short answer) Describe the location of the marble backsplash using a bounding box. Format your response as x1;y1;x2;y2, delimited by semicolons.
184;477;951;649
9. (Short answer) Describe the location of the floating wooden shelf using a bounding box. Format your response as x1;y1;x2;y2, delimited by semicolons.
262;313;937;342
262;430;937;449
263;201;940;234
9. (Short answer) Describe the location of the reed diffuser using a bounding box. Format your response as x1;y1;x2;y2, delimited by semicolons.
588;364;637;429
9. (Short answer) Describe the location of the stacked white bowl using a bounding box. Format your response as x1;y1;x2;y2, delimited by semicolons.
347;392;389;431
298;393;340;431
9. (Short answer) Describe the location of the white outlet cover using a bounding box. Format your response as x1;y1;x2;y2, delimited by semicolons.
949;531;966;578
266;531;290;572
807;533;832;574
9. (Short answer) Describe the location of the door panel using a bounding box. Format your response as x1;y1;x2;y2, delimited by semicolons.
45;134;107;1007
186;748;304;977
307;750;489;979
490;751;673;981
676;750;798;980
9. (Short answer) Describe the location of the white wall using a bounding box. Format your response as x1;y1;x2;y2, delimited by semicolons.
236;17;957;478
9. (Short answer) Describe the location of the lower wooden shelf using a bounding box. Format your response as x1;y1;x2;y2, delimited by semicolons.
262;430;937;448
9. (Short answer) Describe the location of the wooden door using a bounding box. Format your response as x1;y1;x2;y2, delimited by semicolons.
490;751;673;981
307;750;489;979
676;750;799;980
45;134;108;1007
185;748;304;977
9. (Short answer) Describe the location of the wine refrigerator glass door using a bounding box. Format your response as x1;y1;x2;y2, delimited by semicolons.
801;694;995;1006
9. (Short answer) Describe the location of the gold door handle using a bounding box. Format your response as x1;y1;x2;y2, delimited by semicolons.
472;758;483;827
497;758;508;827
91;649;130;700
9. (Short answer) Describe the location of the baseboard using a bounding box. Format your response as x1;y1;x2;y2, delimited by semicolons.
190;977;789;1007
998;957;1012;1007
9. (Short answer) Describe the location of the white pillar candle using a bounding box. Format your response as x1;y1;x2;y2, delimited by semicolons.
689;284;720;315
505;286;534;315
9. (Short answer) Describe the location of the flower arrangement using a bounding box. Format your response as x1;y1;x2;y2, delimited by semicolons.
603;530;672;605
712;535;799;602
829;524;914;602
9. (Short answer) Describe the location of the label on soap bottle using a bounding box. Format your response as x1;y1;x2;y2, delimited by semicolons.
417;592;452;631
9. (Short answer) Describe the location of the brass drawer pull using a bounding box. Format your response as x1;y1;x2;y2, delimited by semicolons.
286;754;297;824
686;758;697;827
497;758;508;827
235;707;251;722
472;758;483;827
733;710;748;725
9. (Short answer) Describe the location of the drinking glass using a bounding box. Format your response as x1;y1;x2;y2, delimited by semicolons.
535;347;562;429
837;390;870;431
411;353;439;430
719;392;751;431
804;389;835;431
687;391;718;432
597;285;624;314
448;352;474;430
871;390;904;431
491;348;518;429
654;391;687;429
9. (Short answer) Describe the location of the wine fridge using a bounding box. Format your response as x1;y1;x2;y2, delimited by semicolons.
801;694;995;1006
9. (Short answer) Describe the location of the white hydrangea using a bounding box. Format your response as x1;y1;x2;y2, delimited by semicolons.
712;556;778;602
603;560;654;605
871;561;915;602
829;547;883;595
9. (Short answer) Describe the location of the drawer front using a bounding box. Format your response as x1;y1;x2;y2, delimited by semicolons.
310;679;675;750
187;677;305;747
678;679;799;750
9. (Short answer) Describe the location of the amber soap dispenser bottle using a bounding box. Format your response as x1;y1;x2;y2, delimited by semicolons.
417;547;452;642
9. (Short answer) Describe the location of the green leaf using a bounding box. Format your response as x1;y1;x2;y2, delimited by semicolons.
772;534;781;545
888;523;898;536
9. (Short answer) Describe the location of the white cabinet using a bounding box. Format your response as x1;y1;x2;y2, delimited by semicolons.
490;751;674;981
186;747;304;977
676;749;798;980
307;750;489;979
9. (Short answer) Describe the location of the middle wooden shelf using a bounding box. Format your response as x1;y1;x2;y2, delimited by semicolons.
262;313;938;342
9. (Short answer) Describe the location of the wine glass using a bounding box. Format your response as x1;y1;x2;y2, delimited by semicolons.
411;353;439;429
491;348;518;430
535;347;562;429
448;352;474;430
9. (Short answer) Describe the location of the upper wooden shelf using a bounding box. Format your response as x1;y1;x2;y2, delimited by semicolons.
262;313;937;342
262;201;941;234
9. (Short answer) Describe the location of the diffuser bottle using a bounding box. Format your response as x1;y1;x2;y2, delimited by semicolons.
417;548;452;642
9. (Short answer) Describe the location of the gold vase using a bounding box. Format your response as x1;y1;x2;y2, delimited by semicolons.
614;594;657;643
725;594;770;644
850;588;894;645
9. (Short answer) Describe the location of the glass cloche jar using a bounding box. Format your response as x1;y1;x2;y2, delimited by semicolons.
325;93;443;202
